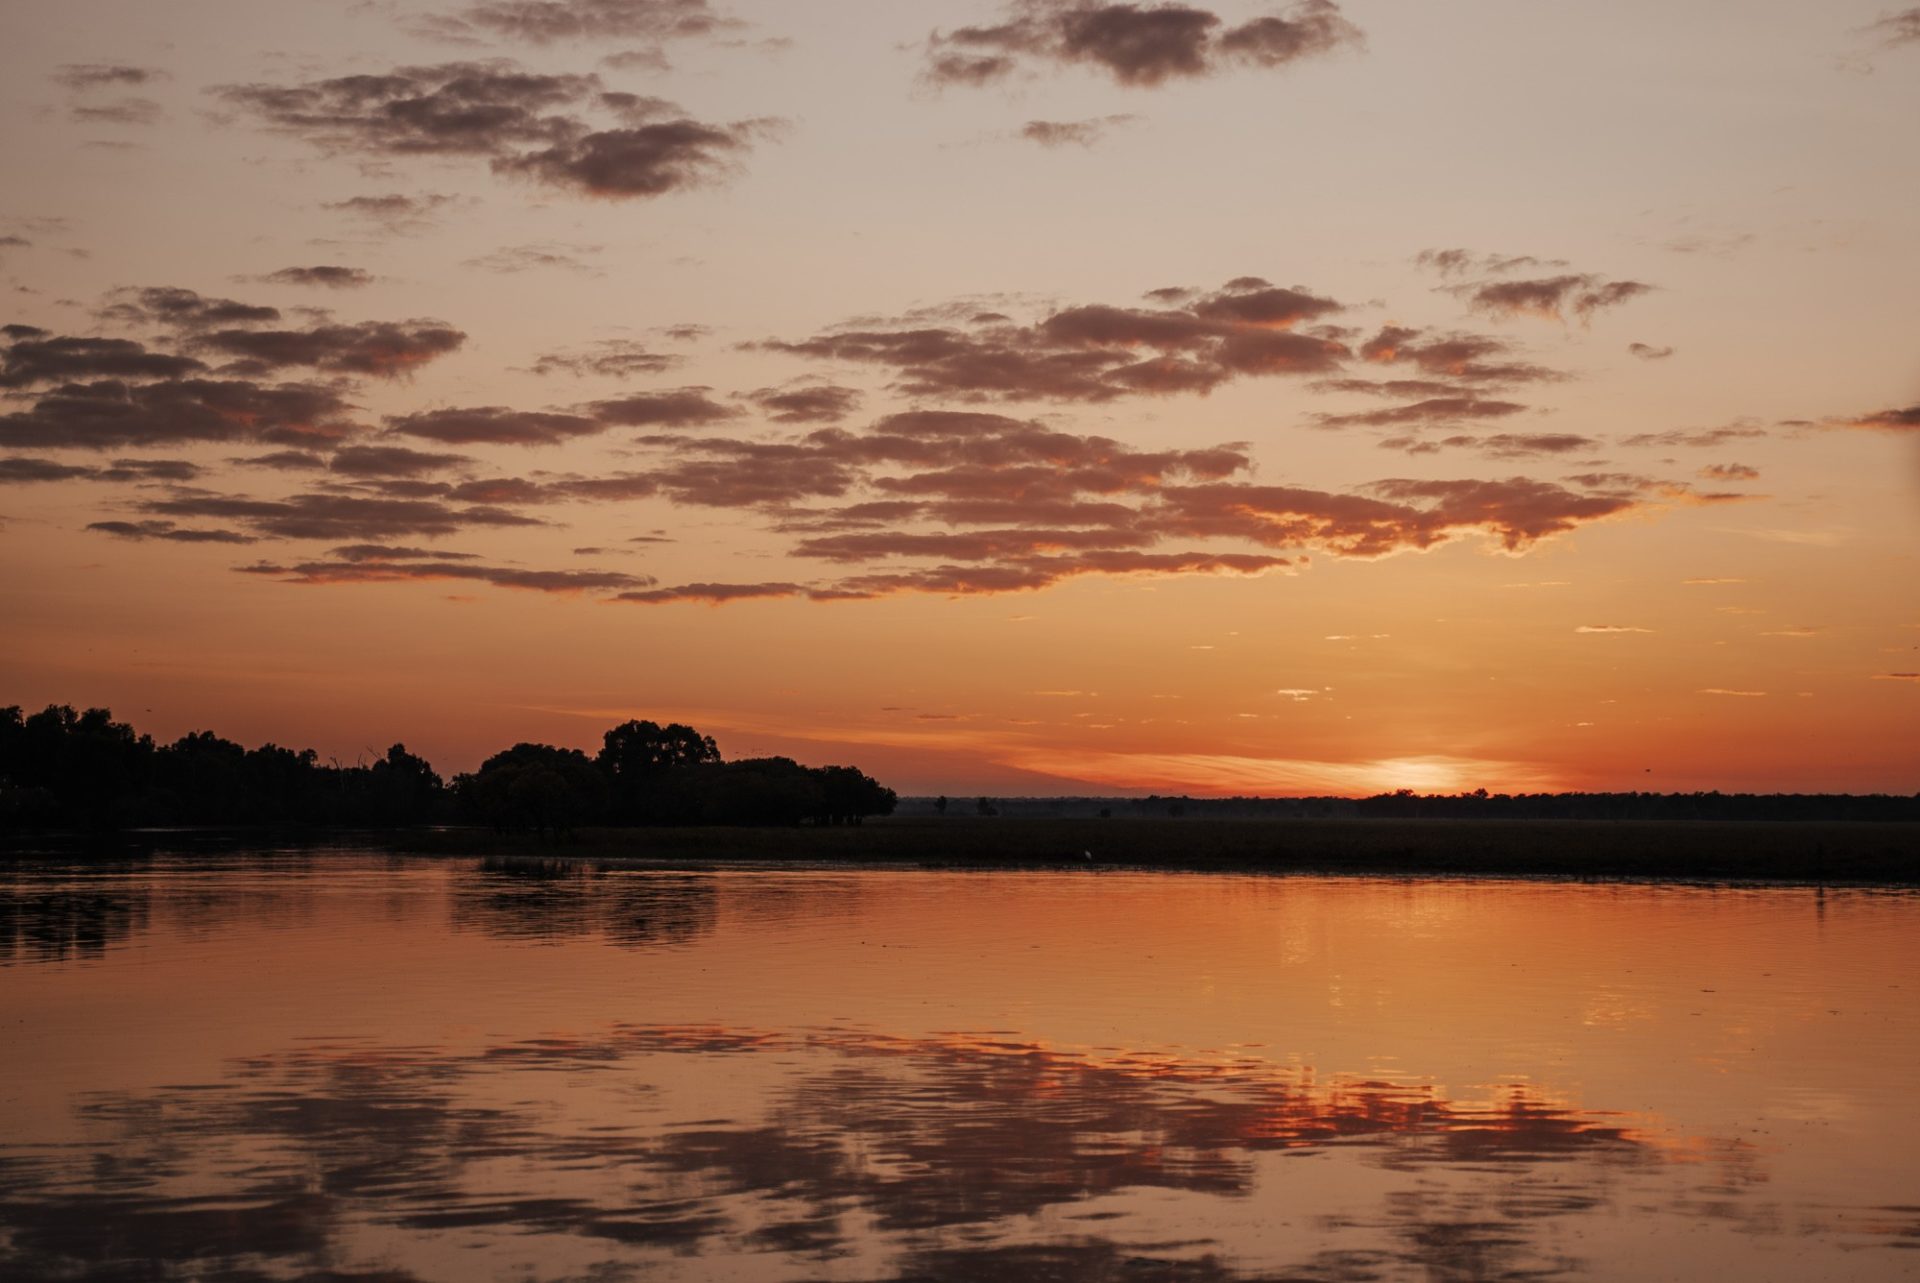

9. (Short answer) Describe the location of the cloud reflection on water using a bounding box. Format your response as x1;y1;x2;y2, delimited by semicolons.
0;1021;1839;1283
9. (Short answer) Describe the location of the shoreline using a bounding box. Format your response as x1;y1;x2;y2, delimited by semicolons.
9;816;1914;886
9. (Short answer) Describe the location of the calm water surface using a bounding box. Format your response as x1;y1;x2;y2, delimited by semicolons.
2;852;1917;1281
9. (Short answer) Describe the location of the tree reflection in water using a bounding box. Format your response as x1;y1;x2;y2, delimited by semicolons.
450;865;719;949
0;880;150;964
0;1021;1866;1283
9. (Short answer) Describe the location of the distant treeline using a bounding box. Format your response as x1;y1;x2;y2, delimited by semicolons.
903;790;1920;823
0;704;896;834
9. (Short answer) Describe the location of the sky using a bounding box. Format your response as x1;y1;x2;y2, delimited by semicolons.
2;0;1917;796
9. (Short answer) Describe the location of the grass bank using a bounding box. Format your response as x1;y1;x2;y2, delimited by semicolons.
395;816;1920;884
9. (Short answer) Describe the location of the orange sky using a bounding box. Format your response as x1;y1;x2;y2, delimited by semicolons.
2;0;1917;793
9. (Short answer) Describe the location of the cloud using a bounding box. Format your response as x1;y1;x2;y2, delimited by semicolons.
1;378;358;449
1456;274;1655;323
1413;249;1566;277
0;456;199;484
530;340;679;377
1379;432;1598;458
139;491;542;540
745;383;862;423
1873;672;1920;683
589;388;740;427
1575;624;1652;634
241;546;652;595
1355;326;1560;385
756;276;1348;403
218;61;776;200
1698;688;1766;697
192;319;466;377
0;456;95;483
1866;8;1920;47
1627;342;1673;360
1700;462;1759;482
0;333;206;387
70;98;164;126
328;444;474;477
923;0;1362;88
261;266;375;289
100;285;281;329
384;406;602;445
421;0;738;45
52;64;166;91
322;193;463;233
493;116;775;198
1848;405;1920;431
616;580;807;603
463;242;603;273
233;450;328;471
1621;423;1769;449
1315;396;1528;428
1019;115;1137;147
85;519;255;544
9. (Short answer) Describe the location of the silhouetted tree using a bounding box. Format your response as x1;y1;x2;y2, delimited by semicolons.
596;719;722;823
813;765;897;825
458;744;605;837
934;795;948;816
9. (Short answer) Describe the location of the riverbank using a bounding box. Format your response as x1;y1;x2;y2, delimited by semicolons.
391;816;1920;884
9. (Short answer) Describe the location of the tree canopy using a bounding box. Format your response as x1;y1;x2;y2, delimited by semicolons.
0;703;895;834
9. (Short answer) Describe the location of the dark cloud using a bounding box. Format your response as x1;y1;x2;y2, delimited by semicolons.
1867;8;1920;47
1;379;357;449
0;455;199;484
1355;325;1561;385
329;444;474;477
101;285;282;329
233;450;329;470
1627;342;1674;360
1413;248;1566;277
423;0;737;44
192;319;466;377
1;333;205;387
757;277;1347;403
1700;462;1760;482
215;62;596;154
242;547;652;595
589;387;740;427
52;64;166;90
1621;424;1769;448
1849;405;1920;431
385;406;601;445
0;457;94;483
218;61;774;201
924;0;1362;88
139;491;542;540
261;266;375;289
1019;115;1137;147
463;242;602;273
1314;396;1528;428
85;519;256;544
745;383;862;423
1457;274;1655;323
530;339;679;377
493;117;773;198
70;98;164;126
323;193;463;233
616;580;806;603
1379;432;1597;458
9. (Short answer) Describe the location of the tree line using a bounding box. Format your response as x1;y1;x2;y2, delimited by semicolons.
0;704;896;834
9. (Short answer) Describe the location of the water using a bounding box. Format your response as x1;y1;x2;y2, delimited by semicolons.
2;852;1917;1281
